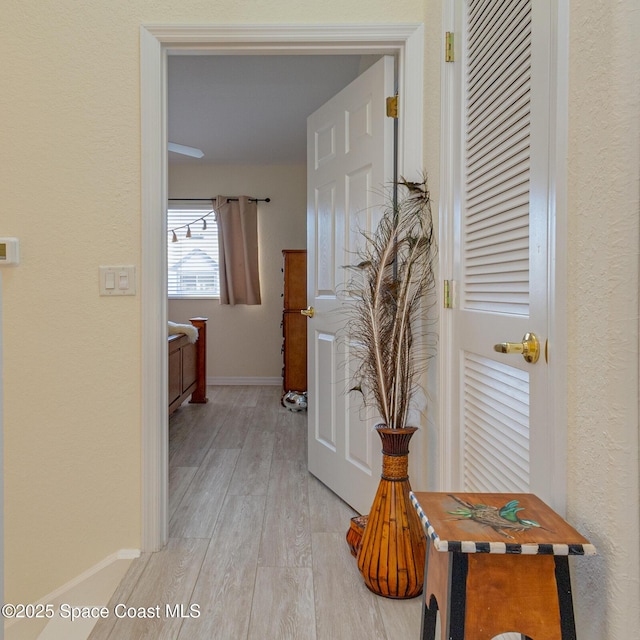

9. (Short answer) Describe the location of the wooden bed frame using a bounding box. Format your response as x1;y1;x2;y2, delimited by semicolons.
168;317;208;415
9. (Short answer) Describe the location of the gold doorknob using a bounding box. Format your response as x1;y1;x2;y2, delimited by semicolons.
301;306;315;318
493;332;540;364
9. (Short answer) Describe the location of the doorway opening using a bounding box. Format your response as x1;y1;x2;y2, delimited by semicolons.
166;53;374;387
140;24;425;551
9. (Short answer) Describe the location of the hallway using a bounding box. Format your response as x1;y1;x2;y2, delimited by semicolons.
88;386;421;639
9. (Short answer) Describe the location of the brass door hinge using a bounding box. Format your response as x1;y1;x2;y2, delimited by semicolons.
445;32;455;62
444;279;453;309
386;94;398;119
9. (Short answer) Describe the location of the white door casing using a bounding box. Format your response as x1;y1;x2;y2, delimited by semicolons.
306;56;395;515
440;0;567;510
140;25;424;551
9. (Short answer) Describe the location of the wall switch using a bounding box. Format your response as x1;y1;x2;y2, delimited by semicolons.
0;237;19;265
100;266;136;296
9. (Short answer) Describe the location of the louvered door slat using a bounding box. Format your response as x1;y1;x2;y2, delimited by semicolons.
464;295;529;312
466;191;529;230
466;163;529;209
467;234;529;259
467;229;529;256
467;0;529;57
467;104;530;167
468;22;531;105
467;271;528;286
465;383;528;420
466;123;529;181
465;437;529;491
467;0;499;29
467;204;529;236
465;247;528;265
466;427;530;469
463;352;530;492
467;204;529;238
464;367;529;412
468;0;528;58
467;208;528;235
468;80;530;148
468;4;530;81
467;143;529;194
464;0;532;335
466;420;530;467
468;107;529;164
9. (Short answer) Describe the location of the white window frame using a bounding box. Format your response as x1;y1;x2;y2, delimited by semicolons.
167;202;220;299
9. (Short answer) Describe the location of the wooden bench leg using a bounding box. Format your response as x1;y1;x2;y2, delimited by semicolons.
421;542;438;640
555;557;577;640
448;553;468;640
422;545;468;640
420;594;438;640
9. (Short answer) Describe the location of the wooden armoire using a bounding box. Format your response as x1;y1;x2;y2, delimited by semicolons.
281;250;307;395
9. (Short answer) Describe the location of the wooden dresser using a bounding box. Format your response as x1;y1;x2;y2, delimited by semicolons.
281;250;307;395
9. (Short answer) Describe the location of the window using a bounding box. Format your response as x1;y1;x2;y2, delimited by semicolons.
167;203;219;298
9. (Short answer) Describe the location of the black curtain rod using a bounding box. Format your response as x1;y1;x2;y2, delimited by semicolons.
168;197;270;203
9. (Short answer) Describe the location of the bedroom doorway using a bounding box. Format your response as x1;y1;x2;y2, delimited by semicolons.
140;24;425;551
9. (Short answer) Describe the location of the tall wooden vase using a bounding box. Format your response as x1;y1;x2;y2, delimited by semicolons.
357;425;426;599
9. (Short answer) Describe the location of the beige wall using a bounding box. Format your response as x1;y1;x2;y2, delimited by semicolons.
566;0;640;636
2;0;639;636
168;164;306;380
1;0;425;607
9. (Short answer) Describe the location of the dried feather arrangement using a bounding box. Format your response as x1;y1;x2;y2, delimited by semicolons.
346;175;437;429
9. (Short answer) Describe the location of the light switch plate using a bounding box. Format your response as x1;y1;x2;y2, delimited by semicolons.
99;265;136;296
0;237;19;265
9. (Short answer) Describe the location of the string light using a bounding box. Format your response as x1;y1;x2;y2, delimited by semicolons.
168;209;215;242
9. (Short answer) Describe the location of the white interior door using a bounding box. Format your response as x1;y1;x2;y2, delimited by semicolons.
306;56;395;514
446;0;558;505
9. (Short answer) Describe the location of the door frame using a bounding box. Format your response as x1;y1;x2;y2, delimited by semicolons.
438;1;569;513
140;23;425;550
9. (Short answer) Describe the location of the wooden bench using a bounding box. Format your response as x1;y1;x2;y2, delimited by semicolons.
410;491;596;640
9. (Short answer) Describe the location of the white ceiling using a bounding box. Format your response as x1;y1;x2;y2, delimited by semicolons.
167;55;376;165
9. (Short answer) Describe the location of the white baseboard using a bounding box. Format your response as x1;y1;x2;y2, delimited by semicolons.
208;376;282;386
4;549;140;635
42;549;140;604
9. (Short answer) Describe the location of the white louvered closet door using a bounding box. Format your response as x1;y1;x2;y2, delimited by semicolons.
451;0;553;500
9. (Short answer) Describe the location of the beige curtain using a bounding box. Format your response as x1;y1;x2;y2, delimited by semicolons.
215;196;262;305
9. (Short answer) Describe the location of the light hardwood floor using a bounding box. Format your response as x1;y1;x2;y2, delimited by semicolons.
89;386;422;640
